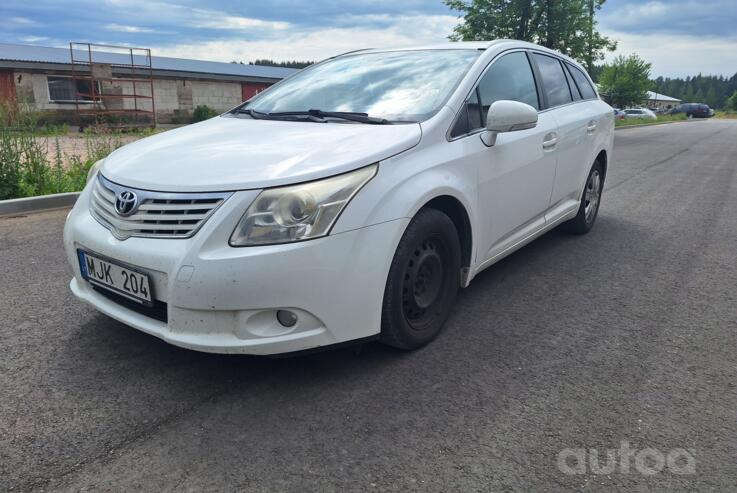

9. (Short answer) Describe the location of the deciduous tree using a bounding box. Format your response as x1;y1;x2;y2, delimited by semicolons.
445;0;616;71
598;54;653;108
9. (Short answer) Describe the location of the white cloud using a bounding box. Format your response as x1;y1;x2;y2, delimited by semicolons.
6;16;41;27
151;14;458;63
602;30;737;77
19;35;48;43
106;24;155;33
190;9;290;31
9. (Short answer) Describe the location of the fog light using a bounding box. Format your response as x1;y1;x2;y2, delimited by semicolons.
276;310;298;327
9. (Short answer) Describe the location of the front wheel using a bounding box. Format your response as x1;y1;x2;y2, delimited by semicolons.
561;160;604;235
380;208;461;350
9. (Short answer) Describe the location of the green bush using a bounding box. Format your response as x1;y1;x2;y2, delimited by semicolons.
726;91;737;112
192;105;219;122
0;103;125;200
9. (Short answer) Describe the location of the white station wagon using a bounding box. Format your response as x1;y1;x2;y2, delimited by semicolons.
64;40;614;355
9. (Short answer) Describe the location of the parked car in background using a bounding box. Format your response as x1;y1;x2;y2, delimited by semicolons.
669;103;714;118
623;108;657;120
613;108;626;120
64;40;614;355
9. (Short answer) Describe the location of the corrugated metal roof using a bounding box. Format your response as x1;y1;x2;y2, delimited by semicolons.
0;42;298;80
646;91;681;102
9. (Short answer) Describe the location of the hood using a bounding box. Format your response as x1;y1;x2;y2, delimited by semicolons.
101;116;422;192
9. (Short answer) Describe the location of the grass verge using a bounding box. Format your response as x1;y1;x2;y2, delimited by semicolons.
615;113;687;128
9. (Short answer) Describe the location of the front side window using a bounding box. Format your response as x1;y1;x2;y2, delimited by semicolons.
245;50;480;122
450;51;538;137
47;77;99;103
533;54;572;108
477;52;539;121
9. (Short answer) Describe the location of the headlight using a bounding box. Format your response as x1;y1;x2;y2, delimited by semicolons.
86;159;104;184
230;164;377;246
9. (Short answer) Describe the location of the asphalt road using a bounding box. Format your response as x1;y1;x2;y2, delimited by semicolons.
2;120;736;492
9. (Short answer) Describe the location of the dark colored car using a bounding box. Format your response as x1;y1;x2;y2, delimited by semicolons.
670;103;714;118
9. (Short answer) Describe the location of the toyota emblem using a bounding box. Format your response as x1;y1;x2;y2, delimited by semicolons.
115;190;139;217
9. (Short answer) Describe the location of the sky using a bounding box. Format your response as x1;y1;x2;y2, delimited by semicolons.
1;0;736;78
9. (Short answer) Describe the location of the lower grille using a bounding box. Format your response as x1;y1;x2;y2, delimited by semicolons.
93;285;168;323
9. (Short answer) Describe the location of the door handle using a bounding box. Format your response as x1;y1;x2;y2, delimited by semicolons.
586;120;598;134
542;133;558;151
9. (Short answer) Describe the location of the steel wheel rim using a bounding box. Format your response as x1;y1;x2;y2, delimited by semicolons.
401;236;448;330
584;170;601;223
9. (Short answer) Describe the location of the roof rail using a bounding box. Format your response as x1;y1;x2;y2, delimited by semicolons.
329;48;374;59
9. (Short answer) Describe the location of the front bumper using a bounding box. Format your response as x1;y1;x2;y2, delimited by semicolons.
64;183;408;355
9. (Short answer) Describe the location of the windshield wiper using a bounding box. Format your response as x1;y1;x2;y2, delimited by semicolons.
266;109;393;125
234;108;271;119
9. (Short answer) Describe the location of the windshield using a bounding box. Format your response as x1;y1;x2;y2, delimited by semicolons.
243;49;481;122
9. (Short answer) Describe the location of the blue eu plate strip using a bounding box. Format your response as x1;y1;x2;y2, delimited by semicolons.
77;249;88;278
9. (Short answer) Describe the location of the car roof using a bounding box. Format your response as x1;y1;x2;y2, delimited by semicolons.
337;40;588;73
354;41;504;54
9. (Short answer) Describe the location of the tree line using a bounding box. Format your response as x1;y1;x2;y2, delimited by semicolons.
231;59;314;69
594;57;737;109
651;74;737;110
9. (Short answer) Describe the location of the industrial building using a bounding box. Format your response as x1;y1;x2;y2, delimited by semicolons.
644;91;682;111
0;42;298;125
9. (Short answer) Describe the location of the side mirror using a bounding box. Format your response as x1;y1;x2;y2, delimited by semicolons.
481;100;538;147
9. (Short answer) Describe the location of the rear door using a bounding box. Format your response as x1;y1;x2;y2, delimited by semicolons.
550;60;604;212
530;53;593;217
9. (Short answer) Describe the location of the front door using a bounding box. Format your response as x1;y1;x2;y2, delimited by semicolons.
470;51;558;261
477;111;558;260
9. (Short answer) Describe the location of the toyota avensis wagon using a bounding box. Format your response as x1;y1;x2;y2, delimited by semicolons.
64;40;614;355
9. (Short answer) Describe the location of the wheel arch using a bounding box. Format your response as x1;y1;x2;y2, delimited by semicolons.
419;195;473;286
595;149;608;181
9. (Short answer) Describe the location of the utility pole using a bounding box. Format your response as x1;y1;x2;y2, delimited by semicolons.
586;0;594;73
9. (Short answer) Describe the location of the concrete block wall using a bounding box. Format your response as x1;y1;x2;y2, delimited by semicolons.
11;72;251;123
13;72;36;105
191;81;243;112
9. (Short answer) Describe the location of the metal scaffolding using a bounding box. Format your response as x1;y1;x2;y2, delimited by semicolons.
69;42;156;129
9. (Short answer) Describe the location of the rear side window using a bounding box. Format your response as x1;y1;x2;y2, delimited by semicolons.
563;66;582;101
567;63;598;100
533;54;572;108
450;51;538;138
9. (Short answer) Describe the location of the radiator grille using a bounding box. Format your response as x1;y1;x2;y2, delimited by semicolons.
90;174;232;240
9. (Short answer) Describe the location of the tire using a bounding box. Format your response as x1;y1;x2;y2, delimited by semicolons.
380;208;461;350
561;160;604;235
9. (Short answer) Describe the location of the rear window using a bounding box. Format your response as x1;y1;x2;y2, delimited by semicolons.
566;63;598;100
532;53;571;108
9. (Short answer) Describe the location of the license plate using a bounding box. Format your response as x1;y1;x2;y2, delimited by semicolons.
78;250;153;304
